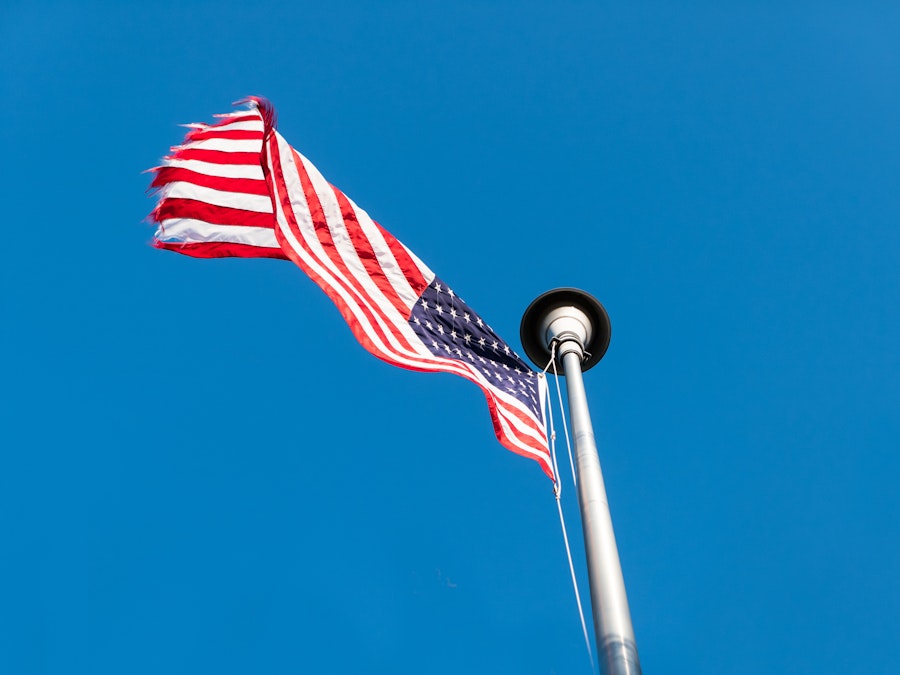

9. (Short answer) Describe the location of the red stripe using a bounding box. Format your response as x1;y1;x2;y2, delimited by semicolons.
373;221;429;297
288;148;334;261
386;351;550;473
152;198;276;229
330;185;414;319
405;355;549;464
268;137;422;360
209;113;260;127
426;358;550;465
153;240;287;259
378;350;551;475
286;147;427;354
285;157;413;324
464;381;551;473
278;145;418;357
151;166;269;196
167;148;262;165
473;380;552;477
482;381;546;431
184;128;263;142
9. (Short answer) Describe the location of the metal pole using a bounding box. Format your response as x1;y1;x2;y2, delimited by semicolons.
520;288;641;674
558;339;641;675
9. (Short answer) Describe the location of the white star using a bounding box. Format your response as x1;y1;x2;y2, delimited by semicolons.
476;318;484;327
491;340;499;351
478;337;486;347
450;308;458;319
425;320;433;330
434;282;442;293
463;313;471;323
437;325;445;334
420;299;428;309
413;316;421;325
454;348;463;356
450;329;458;339
431;340;440;349
464;334;472;344
502;363;510;371
503;345;510;355
435;305;444;315
465;352;475;361
448;288;455;298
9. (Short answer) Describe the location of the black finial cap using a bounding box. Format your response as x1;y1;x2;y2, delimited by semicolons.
520;288;611;373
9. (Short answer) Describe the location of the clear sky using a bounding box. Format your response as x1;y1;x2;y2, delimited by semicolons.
2;2;898;673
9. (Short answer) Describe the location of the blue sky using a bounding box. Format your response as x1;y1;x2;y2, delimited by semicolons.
2;2;898;673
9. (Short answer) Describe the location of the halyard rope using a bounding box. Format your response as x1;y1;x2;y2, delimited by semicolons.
542;344;595;670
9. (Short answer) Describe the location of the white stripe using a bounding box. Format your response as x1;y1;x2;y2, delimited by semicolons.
157;219;278;248
200;120;263;133
343;191;433;309
538;376;549;441
418;359;549;460
162;157;263;180
271;138;442;359
284;147;434;294
421;350;547;449
276;137;417;339
176;138;262;153
399;241;433;282
410;346;547;454
272;188;422;362
161;182;273;213
295;150;414;320
213;109;258;119
490;387;549;447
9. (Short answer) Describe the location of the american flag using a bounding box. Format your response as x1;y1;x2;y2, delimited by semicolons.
150;99;552;479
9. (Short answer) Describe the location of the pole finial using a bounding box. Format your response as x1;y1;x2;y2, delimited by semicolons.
520;288;611;373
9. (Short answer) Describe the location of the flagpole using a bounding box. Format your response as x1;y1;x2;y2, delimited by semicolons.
521;289;641;675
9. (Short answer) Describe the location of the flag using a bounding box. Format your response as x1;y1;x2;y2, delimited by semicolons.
149;98;553;479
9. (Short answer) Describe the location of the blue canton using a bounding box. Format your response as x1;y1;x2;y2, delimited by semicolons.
408;277;542;417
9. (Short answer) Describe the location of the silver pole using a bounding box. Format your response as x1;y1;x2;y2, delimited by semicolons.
558;341;641;675
520;288;641;674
